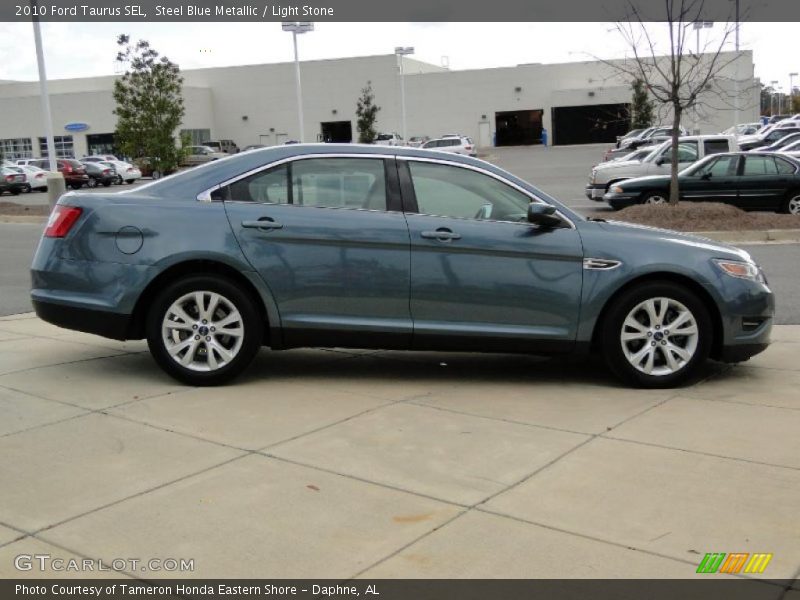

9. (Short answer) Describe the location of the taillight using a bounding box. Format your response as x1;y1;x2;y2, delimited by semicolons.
102;169;110;175
44;206;82;238
4;175;13;182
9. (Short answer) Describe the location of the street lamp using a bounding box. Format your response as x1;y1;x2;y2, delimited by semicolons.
282;21;314;143
770;81;779;115
30;0;56;172
692;21;713;55
394;46;414;143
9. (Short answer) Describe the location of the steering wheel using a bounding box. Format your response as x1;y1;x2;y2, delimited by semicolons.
474;203;493;220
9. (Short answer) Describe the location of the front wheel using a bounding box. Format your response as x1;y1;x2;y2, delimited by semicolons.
146;275;262;385
86;177;97;188
642;191;668;205
601;281;712;388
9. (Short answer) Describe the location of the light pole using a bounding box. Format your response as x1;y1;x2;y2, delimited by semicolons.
31;1;56;172
790;72;798;112
282;22;313;143
693;21;713;55
770;81;779;116
394;46;414;143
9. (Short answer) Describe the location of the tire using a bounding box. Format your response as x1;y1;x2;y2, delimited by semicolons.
86;177;97;188
782;190;800;215
102;180;112;187
115;175;124;185
152;170;161;180
146;275;262;385
125;179;136;184
641;191;668;205
10;189;20;196
601;281;712;388
22;184;31;194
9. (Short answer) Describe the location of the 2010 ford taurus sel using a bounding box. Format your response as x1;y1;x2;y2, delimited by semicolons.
31;144;774;388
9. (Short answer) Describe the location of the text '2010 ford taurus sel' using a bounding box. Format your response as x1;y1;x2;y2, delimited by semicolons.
31;144;774;388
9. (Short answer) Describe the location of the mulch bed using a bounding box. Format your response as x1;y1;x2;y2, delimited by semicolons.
614;202;800;232
0;202;50;216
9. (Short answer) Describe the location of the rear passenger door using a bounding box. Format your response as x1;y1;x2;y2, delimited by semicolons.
737;155;786;210
221;155;413;349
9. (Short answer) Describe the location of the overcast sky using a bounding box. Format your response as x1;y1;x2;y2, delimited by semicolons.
0;22;797;92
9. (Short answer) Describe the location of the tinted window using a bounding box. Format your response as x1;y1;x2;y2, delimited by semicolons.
743;156;778;176
695;155;738;177
216;164;289;203
703;140;730;155
292;158;387;210
775;157;797;174
409;162;531;222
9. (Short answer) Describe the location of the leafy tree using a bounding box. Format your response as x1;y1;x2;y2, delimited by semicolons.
113;35;185;174
630;78;655;129
356;82;380;143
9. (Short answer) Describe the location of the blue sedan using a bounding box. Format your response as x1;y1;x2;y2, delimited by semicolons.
31;145;774;388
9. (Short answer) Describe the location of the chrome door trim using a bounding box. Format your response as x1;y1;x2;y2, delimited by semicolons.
197;153;397;202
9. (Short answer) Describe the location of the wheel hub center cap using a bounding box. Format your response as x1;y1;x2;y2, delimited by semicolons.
198;325;209;336
653;331;664;341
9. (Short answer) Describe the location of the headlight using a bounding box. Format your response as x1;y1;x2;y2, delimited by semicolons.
713;259;766;284
610;185;624;193
591;169;597;184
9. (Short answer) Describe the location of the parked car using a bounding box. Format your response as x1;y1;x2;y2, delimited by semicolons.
8;165;49;192
421;136;477;156
242;144;267;152
202;140;239;154
738;123;800;150
603;152;800;214
82;154;120;163
602;142;659;162
586;135;737;200
102;160;142;184
618;126;688;150
408;136;430;148
373;132;404;146
15;158;42;167
81;161;117;188
31;158;89;190
183;145;228;167
0;166;27;195
721;123;762;136
749;132;800;152
31;144;773;389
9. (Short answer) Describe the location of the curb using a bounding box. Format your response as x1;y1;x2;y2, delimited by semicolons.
690;229;800;244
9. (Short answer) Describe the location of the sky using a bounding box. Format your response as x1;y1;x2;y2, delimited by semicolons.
0;22;797;93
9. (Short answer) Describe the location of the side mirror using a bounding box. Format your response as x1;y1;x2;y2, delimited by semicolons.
656;156;671;166
527;203;562;228
701;172;712;180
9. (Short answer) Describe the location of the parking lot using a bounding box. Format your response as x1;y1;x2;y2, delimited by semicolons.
0;145;798;586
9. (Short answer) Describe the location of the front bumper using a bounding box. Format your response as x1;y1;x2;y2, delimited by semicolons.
603;192;640;210
585;183;606;201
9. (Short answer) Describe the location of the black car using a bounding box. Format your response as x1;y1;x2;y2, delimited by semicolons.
603;152;800;214
0;167;27;195
80;161;116;188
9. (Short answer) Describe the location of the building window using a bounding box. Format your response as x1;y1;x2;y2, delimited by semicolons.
0;138;34;160
181;129;212;145
39;136;74;158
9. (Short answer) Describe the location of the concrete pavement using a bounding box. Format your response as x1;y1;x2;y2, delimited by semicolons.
0;312;798;584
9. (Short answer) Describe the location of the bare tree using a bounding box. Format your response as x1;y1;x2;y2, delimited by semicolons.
604;0;739;204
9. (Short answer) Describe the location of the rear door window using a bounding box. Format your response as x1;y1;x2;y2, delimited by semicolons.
743;156;778;176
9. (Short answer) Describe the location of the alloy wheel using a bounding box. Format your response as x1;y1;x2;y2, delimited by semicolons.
788;194;800;215
620;297;699;376
644;193;667;205
161;291;245;372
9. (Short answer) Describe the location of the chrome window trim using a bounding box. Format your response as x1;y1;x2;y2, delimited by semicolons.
196;153;396;203
397;155;576;229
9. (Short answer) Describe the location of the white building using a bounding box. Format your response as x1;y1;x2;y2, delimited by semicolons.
0;51;758;160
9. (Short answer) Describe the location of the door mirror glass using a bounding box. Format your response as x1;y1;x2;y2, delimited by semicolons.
527;203;561;228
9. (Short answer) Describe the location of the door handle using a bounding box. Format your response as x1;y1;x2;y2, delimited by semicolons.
241;218;283;230
421;228;461;241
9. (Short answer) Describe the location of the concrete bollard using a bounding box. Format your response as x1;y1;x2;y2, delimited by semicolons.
46;172;66;210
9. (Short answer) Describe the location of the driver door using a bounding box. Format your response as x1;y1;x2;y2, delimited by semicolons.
680;154;740;204
399;158;584;353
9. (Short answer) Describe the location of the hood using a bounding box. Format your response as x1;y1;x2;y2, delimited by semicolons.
596;219;753;262
614;174;670;188
595;159;643;171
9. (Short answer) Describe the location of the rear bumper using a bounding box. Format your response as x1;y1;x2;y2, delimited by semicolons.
585;184;605;201
32;299;131;341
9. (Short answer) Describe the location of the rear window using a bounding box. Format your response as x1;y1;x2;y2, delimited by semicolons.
376;134;392;141
703;140;730;155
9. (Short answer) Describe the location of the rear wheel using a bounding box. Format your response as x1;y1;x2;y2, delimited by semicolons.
601;281;711;388
146;275;262;385
86;177;97;188
782;190;800;215
642;191;668;205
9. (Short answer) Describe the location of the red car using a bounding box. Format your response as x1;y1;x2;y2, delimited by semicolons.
32;159;89;190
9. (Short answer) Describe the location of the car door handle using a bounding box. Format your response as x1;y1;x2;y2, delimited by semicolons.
241;218;283;230
421;229;461;241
